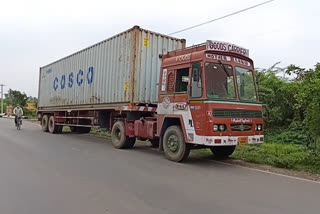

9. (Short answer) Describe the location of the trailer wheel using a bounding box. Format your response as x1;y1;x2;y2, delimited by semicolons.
210;146;236;159
48;116;62;134
163;126;190;162
111;121;136;149
41;115;49;132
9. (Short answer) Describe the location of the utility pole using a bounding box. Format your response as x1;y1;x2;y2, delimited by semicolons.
0;84;4;114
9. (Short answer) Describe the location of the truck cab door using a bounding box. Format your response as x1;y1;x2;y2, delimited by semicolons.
158;66;190;114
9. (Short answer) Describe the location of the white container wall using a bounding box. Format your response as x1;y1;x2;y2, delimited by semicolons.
38;26;185;109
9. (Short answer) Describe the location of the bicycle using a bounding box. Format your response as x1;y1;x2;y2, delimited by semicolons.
16;116;22;130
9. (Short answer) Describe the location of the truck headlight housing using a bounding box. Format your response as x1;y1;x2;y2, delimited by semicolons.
219;124;226;131
256;124;263;131
213;124;226;132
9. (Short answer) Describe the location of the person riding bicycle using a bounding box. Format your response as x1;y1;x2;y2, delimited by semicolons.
13;104;24;126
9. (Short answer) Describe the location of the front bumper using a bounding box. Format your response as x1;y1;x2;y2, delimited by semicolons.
189;134;264;146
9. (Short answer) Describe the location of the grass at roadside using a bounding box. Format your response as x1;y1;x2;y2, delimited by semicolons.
90;127;111;138
232;143;320;174
195;143;320;175
63;126;71;132
62;127;112;138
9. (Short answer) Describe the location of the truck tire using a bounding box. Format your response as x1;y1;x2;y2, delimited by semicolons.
163;126;190;162
48;115;62;134
111;121;136;149
41;115;49;132
210;146;236;159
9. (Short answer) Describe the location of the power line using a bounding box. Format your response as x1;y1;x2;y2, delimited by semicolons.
168;0;276;35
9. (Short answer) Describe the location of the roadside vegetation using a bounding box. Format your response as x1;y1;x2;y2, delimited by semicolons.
1;89;38;119
232;143;320;174
247;63;320;174
90;127;111;138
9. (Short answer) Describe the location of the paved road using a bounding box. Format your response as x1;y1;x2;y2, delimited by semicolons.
0;118;319;214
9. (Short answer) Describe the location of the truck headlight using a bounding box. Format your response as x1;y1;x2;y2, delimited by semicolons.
256;124;262;131
214;124;226;132
219;124;226;131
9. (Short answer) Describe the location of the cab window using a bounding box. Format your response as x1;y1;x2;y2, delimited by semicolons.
175;68;189;93
191;62;202;98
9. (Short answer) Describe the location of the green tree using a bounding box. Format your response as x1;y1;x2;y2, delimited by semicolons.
27;96;38;108
5;89;28;107
256;69;298;127
296;63;320;138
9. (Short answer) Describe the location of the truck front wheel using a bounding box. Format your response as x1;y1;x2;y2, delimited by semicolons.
111;121;136;149
163;126;190;162
210;146;236;159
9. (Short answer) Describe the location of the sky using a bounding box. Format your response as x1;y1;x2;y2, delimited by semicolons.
0;0;319;97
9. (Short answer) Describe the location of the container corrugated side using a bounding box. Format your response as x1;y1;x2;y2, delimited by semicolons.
134;29;185;104
39;30;133;108
38;26;185;109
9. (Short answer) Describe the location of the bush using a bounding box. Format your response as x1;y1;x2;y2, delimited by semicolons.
23;108;37;119
306;104;320;138
232;143;320;174
90;128;111;137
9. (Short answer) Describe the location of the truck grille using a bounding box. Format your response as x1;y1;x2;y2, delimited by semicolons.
213;109;262;118
231;124;252;131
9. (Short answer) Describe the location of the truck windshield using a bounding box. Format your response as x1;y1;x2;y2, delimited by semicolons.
205;62;236;100
236;67;257;101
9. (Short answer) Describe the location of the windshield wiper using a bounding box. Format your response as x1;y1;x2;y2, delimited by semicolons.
218;60;230;77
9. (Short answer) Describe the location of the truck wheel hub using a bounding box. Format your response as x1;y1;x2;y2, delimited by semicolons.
167;134;179;153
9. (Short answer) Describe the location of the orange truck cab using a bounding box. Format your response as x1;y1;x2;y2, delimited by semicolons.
156;40;263;161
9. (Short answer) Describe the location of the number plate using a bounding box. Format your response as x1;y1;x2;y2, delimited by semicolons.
238;137;249;145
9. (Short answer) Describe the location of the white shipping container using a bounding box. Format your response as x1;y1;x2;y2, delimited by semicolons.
38;26;185;110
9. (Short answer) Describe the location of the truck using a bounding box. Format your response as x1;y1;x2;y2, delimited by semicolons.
38;26;264;162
